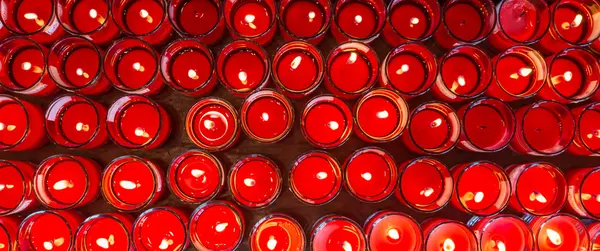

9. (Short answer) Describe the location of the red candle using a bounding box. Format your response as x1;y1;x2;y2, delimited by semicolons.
250;214;306;251
527;214;589;251
364;211;423;251
301;95;353;149
311;215;366;251
566;167;600;219
354;88;409;143
506;162;567;216
0;95;46;151
401;102;461;155
101;156;165;211
422;218;477;251
289;151;342;205
379;43;437;98
0;216;20;251
75;213;134;251
216;40;271;97
17;210;84;251
111;0;172;45
106;95;171;149
325;41;379;99
229;155;281;209
469;215;534;251
278;0;331;44
160;39;218;96
487;46;547;101
510;101;575;156
588;222;600;251
241;90;294;143
189;200;245;250
272;41;324;98
0;0;65;44
168;150;224;204
344;147;397;202
186;98;241;151
55;0;120;44
331;0;385;43
132;207;189;251
434;0;496;49
224;0;276;45
168;0;225;44
457;98;515;152
396;157;453;212
569;102;600;156
0;160;37;215
450;161;511;216
487;0;550;50
382;0;441;46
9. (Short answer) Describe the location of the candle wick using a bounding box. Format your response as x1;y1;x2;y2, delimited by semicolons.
519;11;526;18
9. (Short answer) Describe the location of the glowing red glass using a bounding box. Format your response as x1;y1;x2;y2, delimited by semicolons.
0;95;46;151
301;95;353;149
160;39;218;96
224;0;277;45
457;98;515;152
401;102;460;155
278;0;331;44
185;97;241;151
382;0;441;46
168;150;224;204
272;41;324;98
325;41;379;99
168;0;225;45
0;160;38;216
250;214;306;251
240;89;294;143
56;0;120;45
396;157;453;213
217;39;271;97
289;150;342;205
379;43;437;99
364;211;423;251
189;200;245;251
229;155;281;209
487;0;550;50
111;0;173;45
506;162;567;216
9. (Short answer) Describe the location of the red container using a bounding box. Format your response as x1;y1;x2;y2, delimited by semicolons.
217;39;271;97
382;0;441;46
189;200;245;251
379;43;437;99
301;95;353;149
364;211;423;251
167;0;225;45
185;97;241;151
353;89;409;143
168;150;224;204
272;41;324;99
0;0;65;44
0;160;37;215
310;215;367;251
229;155;282;209
527;214;590;251
240;89;294;143
55;0;120;45
250;214;306;251
325;41;379;99
111;0;172;45
487;0;550;50
457;98;516;153
468;215;534;251
566;167;600;219
17;210;84;251
224;0;277;45
569;102;600;156
75;213;134;251
132;207;189;251
278;0;331;44
396;157;453;213
0;216;21;251
588;222;600;251
289;150;342;205
330;0;385;43
343;147;397;203
506;162;567;216
401;102;461;155
434;0;496;49
0;95;46;151
421;218;477;251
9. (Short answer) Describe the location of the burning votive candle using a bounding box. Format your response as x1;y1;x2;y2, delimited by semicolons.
344;147;397;203
132;207;189;251
0;0;65;44
566;167;600;219
160;39;218;96
331;0;385;43
112;0;172;45
434;0;496;49
189;200;245;250
278;0;331;44
469;215;534;251
379;43;438;99
0;160;37;215
301;95;353;149
506;162;567;216
55;0;120;45
229;155;282;209
217;39;271;97
168;150;224;204
311;215;366;251
422;218;478;251
250;214;306;251
186;98;240;151
168;0;225;44
240;89;294;143
487;0;550;50
102;156;165;212
0;95;46;151
353;89;409;143
289;151;342;205
17;210;84;251
401;102;461;155
0;216;21;251
75;213;134;251
224;0;276;45
510;101;575;156
569;102;600;156
527;214;590;251
457;98;516;153
383;0;441;46
364;211;423;251
396;157;453;212
272;41;324;99
325;41;379;100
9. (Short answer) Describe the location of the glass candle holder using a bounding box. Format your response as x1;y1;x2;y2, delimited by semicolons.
0;95;46;151
189;200;245;251
107;95;171;150
325;41;379;100
104;38;164;96
301;95;353;149
457;98;516;152
186;97;240;152
250;214;306;250
331;0;385;43
421;218;478;251
589;222;600;251
311;215;367;251
34;155;101;210
240;89;294;143
353;88;409;143
0;0;65;44
401;102;461;155
431;45;493;102
272;41;324;99
132;207;189;251
569;102;600;156
343;147;397;203
160;38;217;96
101;155;165;212
566;167;600;219
506;162;567;216
450;161;511;216
168;150;224;204
396;157;453;213
468;215;534;251
526;214;589;251
229;154;282;209
0;37;57;97
434;0;495;49
168;0;225;45
487;0;550;50
55;0;120;45
364;211;423;251
224;0;276;45
383;0;440;46
111;0;172;45
17;210;84;251
278;0;331;44
510;101;575;156
75;213;134;251
217;39;271;97
289;150;342;205
0;160;37;215
0;216;21;251
379;43;437;99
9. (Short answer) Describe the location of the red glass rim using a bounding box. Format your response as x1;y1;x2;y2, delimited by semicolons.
576;102;600;154
301;95;353;149
278;0;332;40
386;0;442;41
56;0;112;35
189;200;245;250
160;38;216;93
106;95;167;149
168;0;222;37
250;213;306;250
550;0;600;46
326;41;379;96
440;0;496;43
496;0;551;44
272;40;324;95
0;37;47;92
406;101;461;155
438;45;493;99
461;97;516;152
333;0;386;41
216;39;271;95
104;38;160;92
511;162;567;215
0;0;56;35
240;89;294;143
547;48;600;102
0;95;30;150
380;42;438;97
310;215;367;250
75;213;133;251
34;154;93;209
0;160;29;215
354;88;409;142
0;216;18;250
397;157;453;212
289;150;342;205
228;154;282;209
18;210;80;250
48;36;104;91
493;46;547;99
454;161;511;216
132;207;189;250
111;0;169;36
518;100;575;155
343;147;397;202
363;210;424;250
45;94;103;148
224;0;277;38
185;97;240;151
167;150;224;203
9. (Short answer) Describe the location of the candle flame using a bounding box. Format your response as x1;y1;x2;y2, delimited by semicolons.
119;180;140;190
376;110;389;119
586;130;600;139
388;229;400;240
420;187;434;197
191;169;205;178
139;9;153;23
215;222;228;232
89;9;98;18
354;15;362;24
96;235;115;249
0;123;16;131
134;128;150;138
267;236;278;250
328;121;339;130
290;56;302;70
546;229;562;246
461;191;485;203
261;112;270;121
43;241;53;250
53;180;74;190
316;172;328;180
529;191;547;203
245;14;257;29
188;69;199;80
0;243;5;249
308;11;316;22
24;13;45;27
431;118;442;128
158;238;173;250
563;14;583;29
244;178;256;187
76;68;90;79
342;241;353;251
76;122;90;132
22;62;32;71
347;52;358;64
203;119;215;130
410;17;420;27
361;172;372;181
443;238;455;251
238;71;248;85
474;192;484;203
495;241;506;251
396;64;410;75
457;76;466;86
564;71;573;82
133;62;145;72
520;67;533;77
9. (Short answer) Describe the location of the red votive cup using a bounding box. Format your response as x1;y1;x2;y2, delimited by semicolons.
469;215;534;251
168;150;224;204
168;0;225;45
0;95;46;151
510;101;575;156
0;37;57;97
189;200;245;251
364;211;423;251
160;39;217;96
383;0;441;46
353;89;409;143
506;162;567;216
101;156;165;212
55;0;120;45
450;161;511;216
132;207;189;251
250;214;306;251
311;215;366;251
278;0;331;44
434;0;496;49
229;155;281;209
457;98;516;152
331;0;385;43
217;39;271;97
0;160;37;215
241;89;294;143
75;213;134;251
422;218;478;251
325;41;379;100
301;95;353;149
111;0;172;45
379;43;437;99
17;210;84;251
224;0;276;45
589;222;600;251
0;0;65;44
431;45;493;102
487;0;550;50
186;98;240;152
565;167;600;219
0;216;21;251
396;157;453;213
272;41;324;99
401;102;461;155
343;147;397;203
107;95;171;150
289;151;342;205
569;102;600;156
104;38;164;96
527;214;590;251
